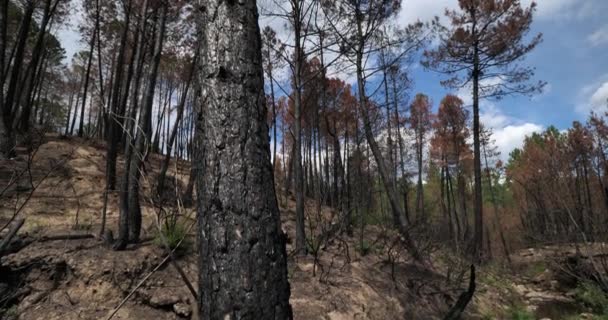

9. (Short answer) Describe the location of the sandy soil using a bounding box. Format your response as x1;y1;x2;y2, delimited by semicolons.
0;136;465;319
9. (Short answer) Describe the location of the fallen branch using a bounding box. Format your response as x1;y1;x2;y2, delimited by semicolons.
106;222;195;320
0;218;25;255
38;234;96;242
105;254;171;320
443;264;476;320
1;232;97;256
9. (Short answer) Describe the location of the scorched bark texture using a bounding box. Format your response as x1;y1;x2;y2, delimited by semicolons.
195;0;293;319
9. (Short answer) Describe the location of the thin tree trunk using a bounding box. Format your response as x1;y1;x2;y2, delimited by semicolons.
19;0;60;132
114;2;166;249
292;1;307;255
157;53;197;196
2;1;34;157
70;73;84;135
391;73;410;223
354;8;422;262
78;30;97;137
106;0;133;191
123;0;148;155
0;0;8;158
64;88;75;135
472;21;484;263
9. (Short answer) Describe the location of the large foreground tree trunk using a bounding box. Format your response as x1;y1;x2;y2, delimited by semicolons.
196;1;293;318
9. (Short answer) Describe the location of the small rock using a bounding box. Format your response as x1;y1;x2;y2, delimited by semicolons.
18;291;46;313
173;303;192;318
549;280;559;290
579;313;595;320
513;284;528;295
150;291;181;307
525;305;538;313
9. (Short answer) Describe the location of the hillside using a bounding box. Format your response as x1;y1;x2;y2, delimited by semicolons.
0;136;457;319
2;136;608;320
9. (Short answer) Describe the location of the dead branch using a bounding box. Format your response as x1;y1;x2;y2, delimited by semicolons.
443;264;476;320
0;218;25;255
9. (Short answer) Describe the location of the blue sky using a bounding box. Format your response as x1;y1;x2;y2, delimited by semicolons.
399;0;608;160
58;0;608;162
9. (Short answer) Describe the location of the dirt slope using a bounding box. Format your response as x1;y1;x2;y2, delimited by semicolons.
0;136;458;319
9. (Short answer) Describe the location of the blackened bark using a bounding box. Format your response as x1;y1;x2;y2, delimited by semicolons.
1;1;33;157
289;0;307;256
4;1;33;118
196;0;293;318
472;34;484;263
354;8;422;262
129;1;166;243
443;265;476;320
19;0;59;132
118;11;143;149
0;0;8;158
106;0;133;191
157;53;197;196
78;30;97;137
416;130;425;219
70;73;84;135
124;0;149;155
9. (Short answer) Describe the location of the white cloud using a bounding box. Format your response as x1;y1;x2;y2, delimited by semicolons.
478;102;543;162
493;123;543;161
523;0;578;19
588;24;608;47
577;78;608;115
398;0;452;25
590;82;608;110
450;76;543;161
397;0;590;26
480;103;510;129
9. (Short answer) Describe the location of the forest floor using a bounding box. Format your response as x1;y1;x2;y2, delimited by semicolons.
0;135;606;319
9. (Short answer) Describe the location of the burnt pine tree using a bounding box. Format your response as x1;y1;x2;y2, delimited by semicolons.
0;0;8;158
114;0;168;250
322;0;427;262
423;0;544;263
196;0;292;318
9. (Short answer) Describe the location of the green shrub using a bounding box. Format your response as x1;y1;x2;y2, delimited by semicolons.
154;219;191;254
356;240;375;256
0;306;18;320
575;281;608;314
507;305;535;320
523;261;547;278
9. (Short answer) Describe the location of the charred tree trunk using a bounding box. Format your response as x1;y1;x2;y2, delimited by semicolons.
157;52;197;196
472;28;484;263
2;1;34;157
78;30;97;137
196;0;293;318
0;0;8;158
18;0;59;132
124;0;149;155
114;2;167;249
106;0;133;191
354;8;422;262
